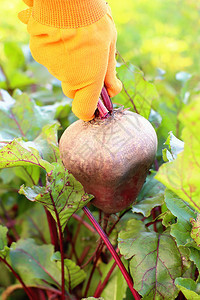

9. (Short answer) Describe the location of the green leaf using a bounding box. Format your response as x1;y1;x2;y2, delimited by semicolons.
0;138;53;172
161;210;176;228
179;99;200;144
17;204;51;245
0;42;35;90
33;122;61;163
175;278;200;300
132;194;164;217
155;99;200;213
164;190;196;247
118;219;182;299
13;165;40;186
115;64;158;119
0;225;9;258
162;148;172;162
68;212;98;266
133;174;165;217
19;163;92;230
155;99;180;157
0;262;12;287
52;252;86;290
178;246;192;275
189;248;200;270
0;94;61;183
82;264;102;296
0;89;58;143
137;173;165;201
64;259;86;291
8;239;61;287
0;168;16;184
4;42;25;70
101;259;130;300
190;214;200;247
164;131;184;161
0;226;8;250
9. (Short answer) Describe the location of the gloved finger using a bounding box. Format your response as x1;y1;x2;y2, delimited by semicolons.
18;7;33;24
23;0;33;7
71;82;104;121
104;39;122;98
61;83;76;100
105;2;122;96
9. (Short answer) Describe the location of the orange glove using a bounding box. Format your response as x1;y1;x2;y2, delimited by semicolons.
18;0;122;121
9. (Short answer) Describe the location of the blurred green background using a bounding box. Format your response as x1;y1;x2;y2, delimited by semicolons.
1;0;199;79
0;2;199;298
110;0;200;78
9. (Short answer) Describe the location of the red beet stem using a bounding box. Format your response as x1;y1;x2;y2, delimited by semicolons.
83;206;141;300
0;257;35;300
101;86;113;112
97;99;109;119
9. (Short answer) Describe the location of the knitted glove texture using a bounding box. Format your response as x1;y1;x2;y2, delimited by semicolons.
18;0;122;121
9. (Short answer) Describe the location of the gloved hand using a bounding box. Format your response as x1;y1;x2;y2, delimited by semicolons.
18;0;122;121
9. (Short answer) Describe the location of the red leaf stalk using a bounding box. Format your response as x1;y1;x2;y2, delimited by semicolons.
83;206;140;300
0;257;35;300
44;207;59;251
101;86;113;112
97;99;109;119
94;260;117;297
49;194;66;299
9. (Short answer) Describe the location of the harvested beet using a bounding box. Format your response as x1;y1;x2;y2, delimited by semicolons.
59;108;157;214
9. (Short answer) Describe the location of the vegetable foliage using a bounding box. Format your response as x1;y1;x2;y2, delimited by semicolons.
0;0;200;299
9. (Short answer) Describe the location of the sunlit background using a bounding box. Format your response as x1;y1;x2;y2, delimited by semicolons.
0;3;200;298
1;0;199;79
109;0;199;77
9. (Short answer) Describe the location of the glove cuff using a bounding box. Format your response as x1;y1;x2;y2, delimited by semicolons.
32;0;108;28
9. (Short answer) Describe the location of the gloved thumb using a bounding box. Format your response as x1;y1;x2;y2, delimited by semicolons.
18;7;32;24
23;0;33;6
63;82;103;121
18;0;33;24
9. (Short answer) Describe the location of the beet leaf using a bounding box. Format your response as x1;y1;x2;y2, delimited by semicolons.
19;163;92;231
156;99;200;213
115;63;158;119
118;219;183;299
175;278;200;299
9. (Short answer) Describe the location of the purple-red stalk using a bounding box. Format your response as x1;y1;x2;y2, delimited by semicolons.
97;86;113;118
101;86;113;112
83;206;140;300
72;213;96;234
36;289;46;300
0;257;35;300
65;226;80;265
146;219;163;227
49;195;66;300
79;245;91;265
83;241;105;297
44;207;59;251
97;99;109;119
107;208;131;237
94;260;117;297
81;242;103;269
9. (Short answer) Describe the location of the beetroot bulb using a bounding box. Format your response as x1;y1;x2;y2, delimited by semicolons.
59;104;158;214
